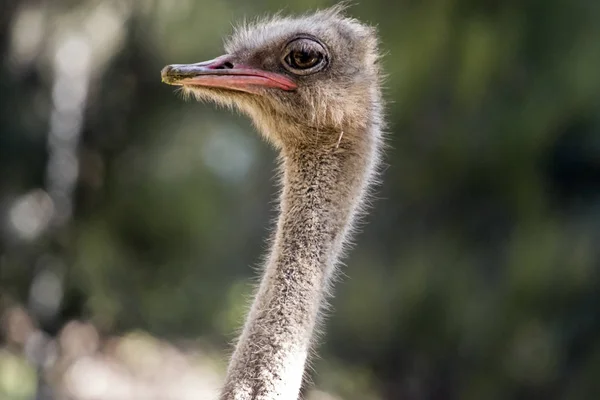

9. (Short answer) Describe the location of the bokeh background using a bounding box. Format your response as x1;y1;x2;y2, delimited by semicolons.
1;0;600;399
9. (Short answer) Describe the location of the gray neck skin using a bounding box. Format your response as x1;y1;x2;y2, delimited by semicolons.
219;129;378;400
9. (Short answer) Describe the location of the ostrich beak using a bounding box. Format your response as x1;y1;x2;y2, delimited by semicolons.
161;55;297;93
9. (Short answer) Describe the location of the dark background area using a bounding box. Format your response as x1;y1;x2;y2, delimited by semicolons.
1;0;600;399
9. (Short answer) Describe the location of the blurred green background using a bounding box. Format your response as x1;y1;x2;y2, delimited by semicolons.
1;0;600;399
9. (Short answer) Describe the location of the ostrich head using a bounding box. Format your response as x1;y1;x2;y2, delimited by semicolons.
161;7;382;148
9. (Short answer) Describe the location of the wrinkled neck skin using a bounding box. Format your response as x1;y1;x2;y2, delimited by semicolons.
220;115;382;400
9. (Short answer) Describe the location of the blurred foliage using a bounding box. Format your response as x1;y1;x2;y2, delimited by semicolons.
1;0;600;399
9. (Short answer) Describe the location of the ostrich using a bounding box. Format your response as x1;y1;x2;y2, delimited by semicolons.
161;6;384;400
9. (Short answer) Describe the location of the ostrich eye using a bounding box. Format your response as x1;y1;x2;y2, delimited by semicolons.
282;38;328;75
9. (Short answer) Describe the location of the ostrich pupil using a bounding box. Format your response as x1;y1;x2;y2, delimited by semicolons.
292;50;320;68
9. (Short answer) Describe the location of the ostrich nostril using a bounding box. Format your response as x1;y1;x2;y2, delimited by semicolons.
214;61;234;70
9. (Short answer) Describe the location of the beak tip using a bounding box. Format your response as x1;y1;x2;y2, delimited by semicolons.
161;65;178;85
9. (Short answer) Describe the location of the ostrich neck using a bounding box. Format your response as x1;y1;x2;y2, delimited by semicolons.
220;131;378;400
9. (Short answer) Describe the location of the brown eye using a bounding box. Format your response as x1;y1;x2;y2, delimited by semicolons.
282;38;328;75
287;50;322;69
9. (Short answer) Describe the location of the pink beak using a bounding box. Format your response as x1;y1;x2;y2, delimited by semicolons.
161;55;297;93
